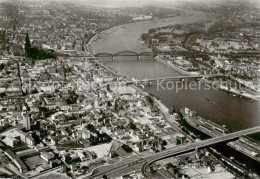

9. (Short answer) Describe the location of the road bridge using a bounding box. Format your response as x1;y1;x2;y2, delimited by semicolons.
87;126;260;178
61;51;153;60
142;126;260;177
95;51;153;60
126;74;223;84
145;126;260;163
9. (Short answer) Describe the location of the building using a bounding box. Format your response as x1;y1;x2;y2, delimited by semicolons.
184;108;190;116
14;129;36;146
154;45;172;54
174;59;192;68
81;130;91;139
4;150;28;173
22;112;31;130
133;15;152;21
184;108;197;117
40;152;54;162
5;136;19;147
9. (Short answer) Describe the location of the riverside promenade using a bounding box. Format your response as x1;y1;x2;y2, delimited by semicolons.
154;56;199;76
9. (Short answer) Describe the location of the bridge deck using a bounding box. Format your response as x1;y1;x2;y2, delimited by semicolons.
95;51;153;57
146;126;260;163
87;126;260;179
126;75;222;84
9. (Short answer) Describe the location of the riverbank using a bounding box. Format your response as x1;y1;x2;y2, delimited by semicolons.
154;56;199;76
90;12;212;53
97;59;182;133
200;79;260;102
90;10;260;132
154;55;260;102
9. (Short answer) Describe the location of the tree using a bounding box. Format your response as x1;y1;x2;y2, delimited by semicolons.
176;138;181;145
111;152;118;158
73;40;76;49
82;42;85;51
122;144;133;153
6;45;10;54
219;68;226;74
210;60;215;66
66;90;79;104
102;175;108;179
107;84;111;91
87;124;97;133
149;165;156;174
89;134;98;145
0;64;5;71
141;33;149;41
129;122;136;130
25;31;31;58
166;163;174;169
0;92;6;98
146;96;154;106
65;155;72;164
107;101;112;107
31;88;38;94
162;140;167;146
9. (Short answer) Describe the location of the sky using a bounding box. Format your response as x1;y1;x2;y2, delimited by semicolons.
59;0;260;8
56;0;182;8
1;0;259;8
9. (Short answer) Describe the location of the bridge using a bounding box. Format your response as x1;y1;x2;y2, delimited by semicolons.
144;126;260;164
88;126;260;178
94;51;153;60
126;74;223;84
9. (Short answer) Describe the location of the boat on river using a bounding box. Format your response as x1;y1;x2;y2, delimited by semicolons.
205;98;215;104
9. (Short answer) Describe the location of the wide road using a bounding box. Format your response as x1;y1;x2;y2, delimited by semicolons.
87;126;260;178
144;126;260;164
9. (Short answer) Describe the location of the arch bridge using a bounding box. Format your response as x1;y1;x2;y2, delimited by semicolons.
95;51;153;60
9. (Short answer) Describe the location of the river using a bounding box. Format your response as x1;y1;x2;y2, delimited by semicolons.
90;10;213;53
101;58;260;132
90;11;260;132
